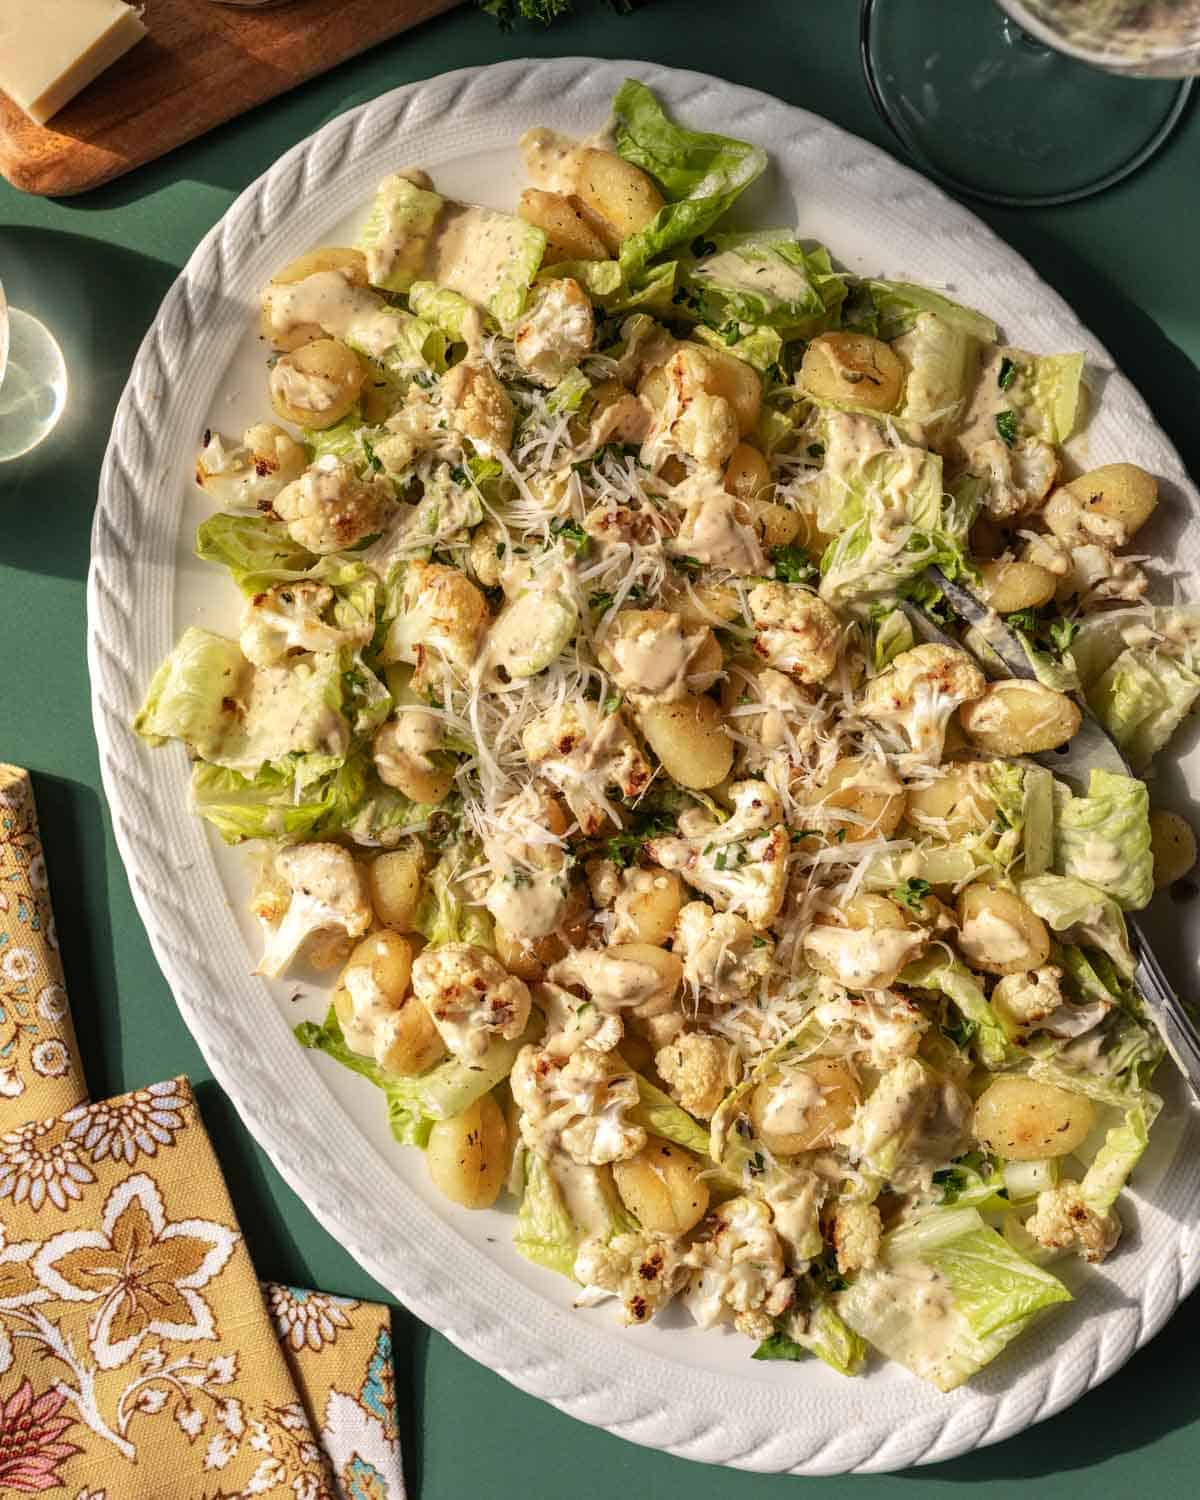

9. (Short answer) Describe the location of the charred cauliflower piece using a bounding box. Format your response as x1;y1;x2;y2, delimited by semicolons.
574;1232;689;1325
239;580;371;667
383;560;488;687
522;701;652;835
513;278;595;388
196;424;307;510
253;843;372;979
683;1196;794;1341
1025;1180;1121;1264
410;943;531;1060
272;456;394;555
654;1031;739;1120
748;582;842;685
860;643;986;761
510;1045;646;1166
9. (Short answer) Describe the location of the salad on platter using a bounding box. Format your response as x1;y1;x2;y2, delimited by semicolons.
134;80;1199;1391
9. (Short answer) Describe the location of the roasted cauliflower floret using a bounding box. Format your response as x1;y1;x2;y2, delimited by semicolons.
481;784;571;942
252;843;372;978
830;1200;883;1276
196;423;307;509
672;902;773;1004
646;347;740;469
683;1196;794;1340
574;1232;689;1325
410;943;531;1060
810;984;930;1069
654;1032;739;1120
647;782;789;929
383;560;488;686
513;277;595;388
860;643;986;761
537;980;624;1060
272;456;395;555
549;946;678;1016
748;582;842;685
596;610;718;703
510;1045;646;1165
1025;1180;1121;1264
992;967;1110;1041
802;916;927;991
440;359;515;455
522;701;652;835
239;580;370;667
972;436;1058;521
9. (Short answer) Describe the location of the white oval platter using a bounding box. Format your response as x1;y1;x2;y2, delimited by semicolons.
88;57;1200;1475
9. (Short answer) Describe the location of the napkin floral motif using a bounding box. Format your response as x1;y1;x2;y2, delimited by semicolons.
268;1284;404;1500
0;765;86;1122
0;1077;335;1498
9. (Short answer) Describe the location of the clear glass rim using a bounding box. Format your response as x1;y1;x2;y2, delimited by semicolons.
994;0;1200;74
0;278;9;390
859;0;1195;207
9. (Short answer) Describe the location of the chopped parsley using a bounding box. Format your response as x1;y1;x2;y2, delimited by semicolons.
550;518;590;558
940;1014;979;1051
997;356;1021;391
361;436;383;474
671;554;704;576
602;691;623;716
771;544;818;585
690;236;718;258
891;877;931;912
995;409;1020;448
1048;616;1079;652
807;442;826;460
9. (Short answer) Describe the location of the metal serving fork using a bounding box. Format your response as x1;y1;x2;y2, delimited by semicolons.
903;565;1200;1098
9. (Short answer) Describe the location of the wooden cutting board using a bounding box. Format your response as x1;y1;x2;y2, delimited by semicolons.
0;0;461;197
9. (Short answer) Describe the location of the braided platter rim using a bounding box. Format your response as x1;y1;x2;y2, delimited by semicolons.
88;57;1200;1475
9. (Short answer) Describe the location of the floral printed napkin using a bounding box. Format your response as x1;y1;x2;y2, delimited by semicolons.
1;765;86;1120
0;766;405;1499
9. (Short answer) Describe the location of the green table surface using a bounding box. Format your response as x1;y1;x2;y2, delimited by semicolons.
2;0;1198;1492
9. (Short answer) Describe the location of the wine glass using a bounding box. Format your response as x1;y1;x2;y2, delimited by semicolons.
0;280;68;463
860;0;1198;206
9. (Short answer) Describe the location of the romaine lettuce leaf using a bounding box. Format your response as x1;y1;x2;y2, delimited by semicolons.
900;953;1008;1067
1086;645;1200;771
893;312;982;450
693;322;783;373
195;513;316;595
630;1072;712;1157
514;1151;580;1278
1018;874;1135;977
543;258;680;316
856;279;998;342
191;752;367;845
1053;768;1153;911
356;173;443;293
678;233;846;339
407;280;481;344
133;627;247;759
415;847;496;950
1080;1098;1158;1212
611;79;767;273
755;1298;866;1377
836;1207;1071;1391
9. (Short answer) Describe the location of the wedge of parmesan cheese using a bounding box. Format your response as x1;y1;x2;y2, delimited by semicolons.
0;1;147;127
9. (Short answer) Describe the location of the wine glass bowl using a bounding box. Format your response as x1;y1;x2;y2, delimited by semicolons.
0;278;69;464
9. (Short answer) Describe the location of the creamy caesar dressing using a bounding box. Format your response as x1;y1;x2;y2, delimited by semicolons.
550;948;665;1010
264;271;408;361
219;659;349;776
429;204;529;317
960;908;1031;967
519;126;592;197
364;171;441;289
268;361;341;414
602;613;709;701
759;1069;823;1136
692;247;812;304
341;961;397;1059
842;1260;965;1386
952;344;1011;464
803;924;926;989
1071;834;1126;888
669;485;766;574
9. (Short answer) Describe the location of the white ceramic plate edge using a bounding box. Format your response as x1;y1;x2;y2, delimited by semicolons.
88;57;1200;1474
